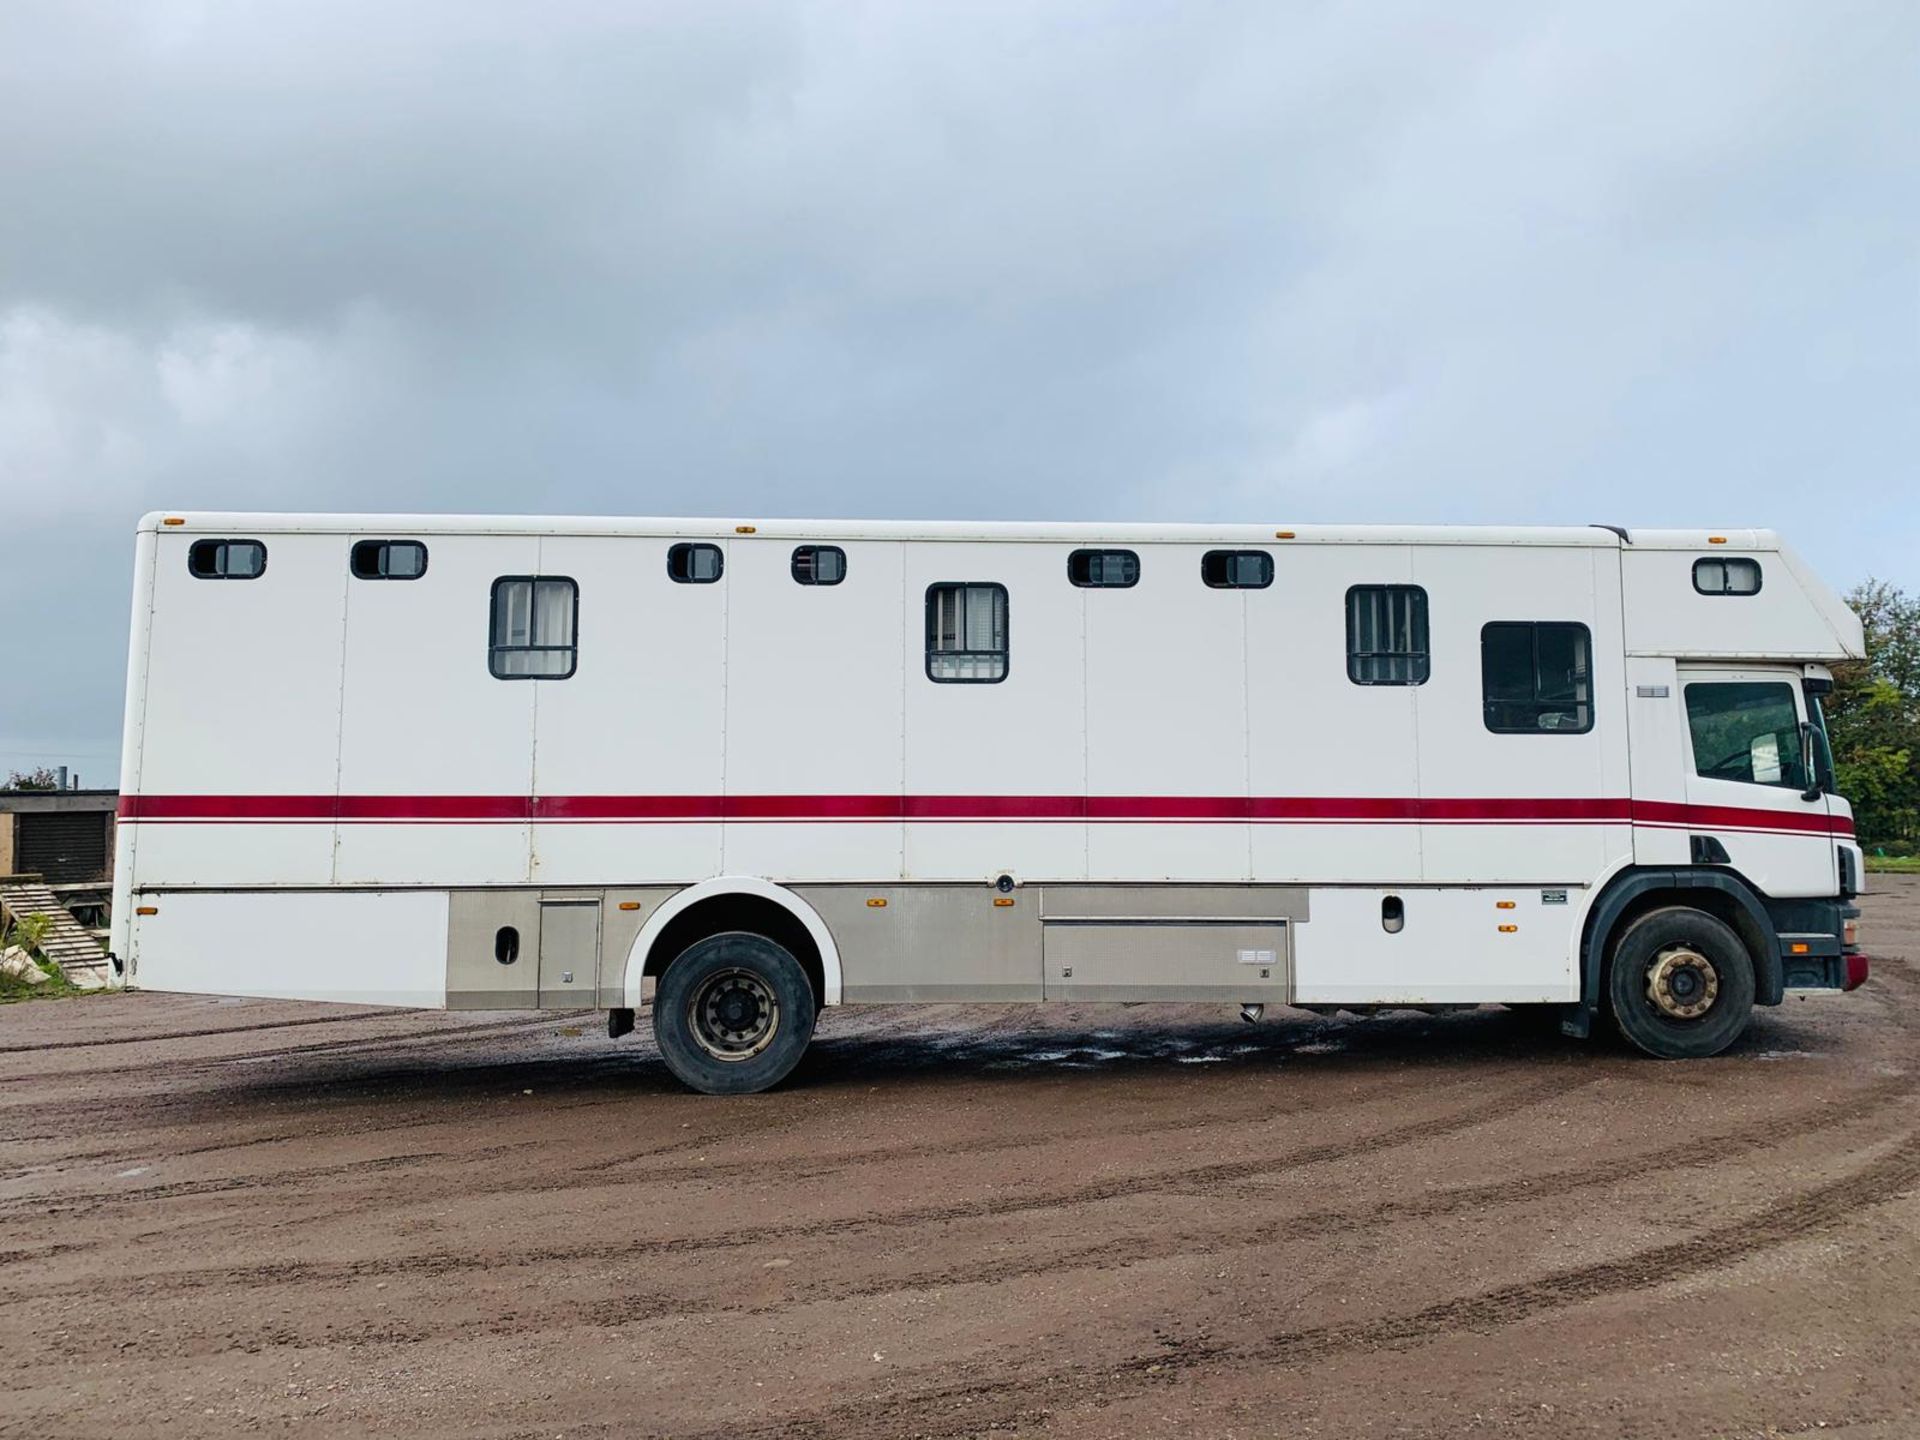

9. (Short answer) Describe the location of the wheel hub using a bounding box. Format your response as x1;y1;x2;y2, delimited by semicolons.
688;969;780;1062
1647;946;1720;1020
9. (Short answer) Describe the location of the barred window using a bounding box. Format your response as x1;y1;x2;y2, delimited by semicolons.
1347;585;1430;685
926;583;1008;683
490;577;578;680
1068;549;1140;588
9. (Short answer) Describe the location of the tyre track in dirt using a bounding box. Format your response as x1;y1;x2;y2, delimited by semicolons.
761;1065;1920;1314
0;1007;410;1055
5;1024;1494;1219
0;1012;575;1084
0;1048;1486;1294
19;1071;1910;1367
496;1060;1488;1193
9;1018;1908;1308
4;884;1914;1439
696;1129;1920;1440
0;1082;1563;1305
0;1143;535;1220
14;1050;1900;1384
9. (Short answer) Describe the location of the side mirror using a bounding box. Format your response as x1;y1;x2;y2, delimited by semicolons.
1799;722;1823;803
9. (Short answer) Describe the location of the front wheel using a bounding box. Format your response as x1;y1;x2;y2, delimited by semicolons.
1607;906;1755;1059
653;931;816;1094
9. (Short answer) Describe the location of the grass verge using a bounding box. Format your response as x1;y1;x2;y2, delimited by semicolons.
0;964;97;1003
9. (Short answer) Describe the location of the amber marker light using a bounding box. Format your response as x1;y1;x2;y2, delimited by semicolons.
867;898;888;908
1708;535;1728;544
993;897;1015;907
1274;530;1296;539
1496;900;1517;909
735;524;757;534
1498;924;1518;933
162;517;185;525
1790;942;1811;954
136;906;159;916
617;901;642;912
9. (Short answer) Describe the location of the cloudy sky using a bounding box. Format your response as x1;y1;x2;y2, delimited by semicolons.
2;1;1915;779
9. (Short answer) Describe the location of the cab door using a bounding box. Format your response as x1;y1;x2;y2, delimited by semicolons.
1676;669;1835;897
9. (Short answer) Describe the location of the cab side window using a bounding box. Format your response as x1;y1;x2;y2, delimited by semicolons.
1684;682;1804;787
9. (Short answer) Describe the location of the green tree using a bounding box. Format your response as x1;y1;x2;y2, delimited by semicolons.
1827;581;1920;849
2;767;61;792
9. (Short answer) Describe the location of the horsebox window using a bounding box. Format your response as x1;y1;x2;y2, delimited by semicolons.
187;539;266;580
791;545;846;585
1068;549;1140;588
1201;550;1272;589
350;539;428;580
667;543;724;584
1693;557;1762;596
1346;585;1430;685
1481;621;1593;734
489;576;579;680
926;582;1009;683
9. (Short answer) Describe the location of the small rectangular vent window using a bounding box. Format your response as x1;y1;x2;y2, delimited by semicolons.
1693;557;1761;596
1481;621;1593;734
667;543;724;584
1068;549;1140;588
926;582;1008;683
350;539;428;580
187;538;267;580
1347;585;1430;685
1201;550;1272;589
490;576;578;680
791;545;846;585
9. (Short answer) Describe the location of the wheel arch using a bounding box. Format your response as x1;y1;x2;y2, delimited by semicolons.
1579;867;1782;1016
621;877;842;1011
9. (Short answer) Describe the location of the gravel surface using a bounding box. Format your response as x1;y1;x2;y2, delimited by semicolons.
3;879;1918;1439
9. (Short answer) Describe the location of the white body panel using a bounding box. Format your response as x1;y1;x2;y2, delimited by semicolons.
110;515;1863;1010
1291;887;1576;1004
336;532;538;886
723;540;906;882
132;890;450;1006
901;542;1088;881
530;535;726;883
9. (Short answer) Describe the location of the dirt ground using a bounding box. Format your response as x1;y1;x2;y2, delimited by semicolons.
3;883;1918;1439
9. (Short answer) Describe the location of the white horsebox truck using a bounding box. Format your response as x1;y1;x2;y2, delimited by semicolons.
110;514;1869;1093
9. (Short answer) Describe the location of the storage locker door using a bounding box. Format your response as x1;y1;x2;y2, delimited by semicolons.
1042;919;1289;1001
538;900;601;1007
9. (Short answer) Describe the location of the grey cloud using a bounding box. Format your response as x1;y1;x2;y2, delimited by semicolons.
2;0;1916;769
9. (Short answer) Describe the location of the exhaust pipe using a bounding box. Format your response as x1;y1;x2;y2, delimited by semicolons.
1239;1003;1264;1024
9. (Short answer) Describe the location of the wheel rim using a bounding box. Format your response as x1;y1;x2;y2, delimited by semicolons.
1646;945;1720;1021
687;968;780;1062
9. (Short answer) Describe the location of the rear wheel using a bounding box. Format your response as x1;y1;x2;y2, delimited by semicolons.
653;931;816;1094
1606;906;1755;1059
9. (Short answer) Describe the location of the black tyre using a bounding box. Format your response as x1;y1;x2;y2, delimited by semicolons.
1606;906;1755;1059
652;931;816;1095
